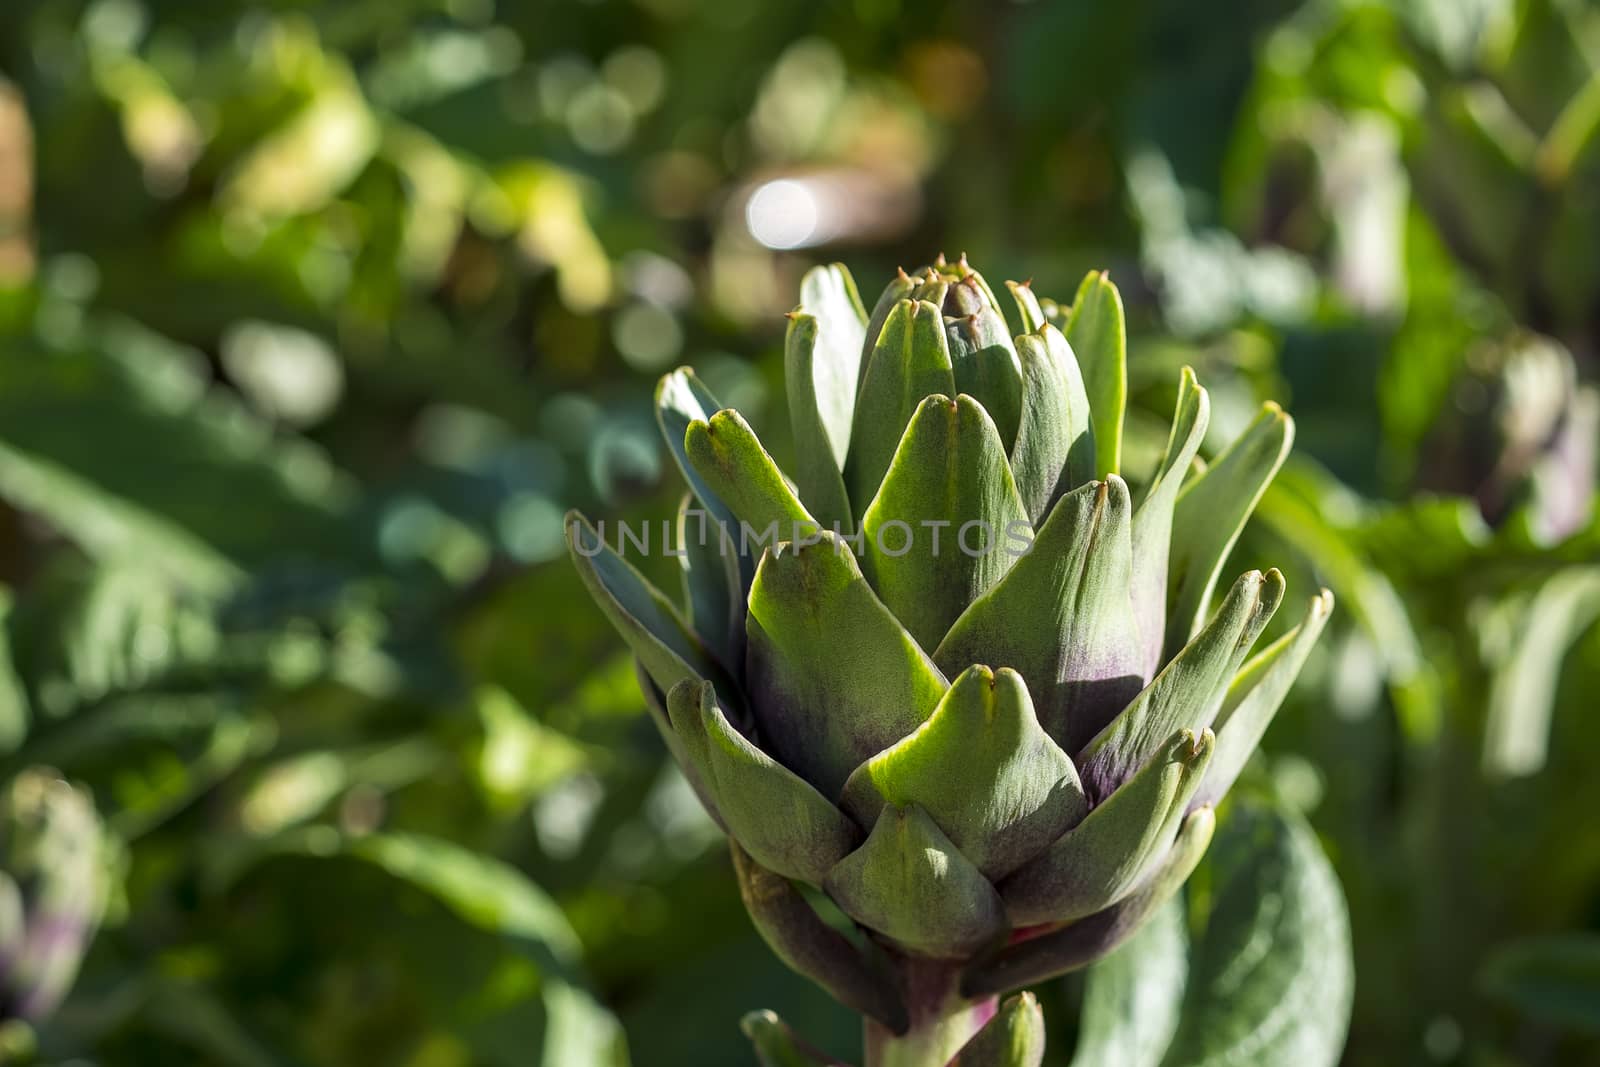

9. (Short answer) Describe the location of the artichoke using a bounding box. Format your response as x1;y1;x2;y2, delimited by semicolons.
567;257;1331;1066
1417;331;1599;545
0;769;108;1031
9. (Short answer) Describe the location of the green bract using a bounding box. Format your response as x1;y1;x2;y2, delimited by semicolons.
567;257;1331;1066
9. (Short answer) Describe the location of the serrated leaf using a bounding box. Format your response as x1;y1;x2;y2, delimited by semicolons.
0;439;241;596
4;559;224;723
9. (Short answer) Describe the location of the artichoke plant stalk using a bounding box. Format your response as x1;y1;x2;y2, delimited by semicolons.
568;257;1331;1066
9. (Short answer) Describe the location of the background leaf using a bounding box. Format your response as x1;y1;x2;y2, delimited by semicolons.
1158;803;1352;1067
1071;896;1187;1067
1480;934;1600;1036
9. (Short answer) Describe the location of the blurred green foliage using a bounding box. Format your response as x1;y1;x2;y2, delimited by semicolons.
0;0;1595;1063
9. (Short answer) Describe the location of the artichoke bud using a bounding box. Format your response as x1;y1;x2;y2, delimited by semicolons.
941;273;988;317
1419;332;1598;542
950;992;1046;1067
569;257;1330;1031
0;769;109;1024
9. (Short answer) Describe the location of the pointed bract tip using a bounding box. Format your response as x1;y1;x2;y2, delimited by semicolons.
1259;568;1288;606
993;666;1025;687
564;509;596;544
1100;473;1132;508
934;252;948;267
666;675;714;713
963;663;997;689
1190;728;1216;760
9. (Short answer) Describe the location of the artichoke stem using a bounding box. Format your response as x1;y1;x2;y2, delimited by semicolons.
863;958;996;1067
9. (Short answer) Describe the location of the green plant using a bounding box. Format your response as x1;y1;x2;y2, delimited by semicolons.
567;258;1342;1065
